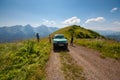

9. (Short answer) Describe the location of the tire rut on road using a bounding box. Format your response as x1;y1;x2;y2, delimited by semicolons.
46;51;65;80
69;45;120;80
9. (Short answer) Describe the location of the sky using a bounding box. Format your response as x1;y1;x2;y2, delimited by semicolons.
0;0;120;31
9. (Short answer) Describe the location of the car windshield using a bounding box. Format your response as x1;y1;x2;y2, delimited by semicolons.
54;35;64;39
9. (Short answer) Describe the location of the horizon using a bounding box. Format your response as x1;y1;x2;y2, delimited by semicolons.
0;0;120;31
1;24;120;33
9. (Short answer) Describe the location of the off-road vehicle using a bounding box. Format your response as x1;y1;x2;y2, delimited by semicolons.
53;34;68;50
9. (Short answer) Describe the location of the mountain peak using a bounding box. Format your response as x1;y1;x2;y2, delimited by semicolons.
25;24;32;27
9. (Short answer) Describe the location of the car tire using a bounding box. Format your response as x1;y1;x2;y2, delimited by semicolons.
64;45;68;50
53;45;56;51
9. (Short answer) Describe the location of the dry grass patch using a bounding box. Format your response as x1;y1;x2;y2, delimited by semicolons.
60;52;85;80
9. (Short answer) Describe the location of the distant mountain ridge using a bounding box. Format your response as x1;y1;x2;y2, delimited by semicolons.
106;32;120;41
95;30;120;41
34;25;58;37
0;25;58;42
95;30;119;36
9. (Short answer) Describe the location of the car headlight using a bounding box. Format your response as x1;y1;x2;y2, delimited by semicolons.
53;41;58;43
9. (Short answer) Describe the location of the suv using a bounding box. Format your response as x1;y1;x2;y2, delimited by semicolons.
53;34;68;49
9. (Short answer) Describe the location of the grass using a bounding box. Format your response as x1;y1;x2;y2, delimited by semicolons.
52;25;104;41
60;52;85;80
75;39;120;59
0;38;51;80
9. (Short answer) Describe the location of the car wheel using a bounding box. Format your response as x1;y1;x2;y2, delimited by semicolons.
53;45;56;51
64;45;68;50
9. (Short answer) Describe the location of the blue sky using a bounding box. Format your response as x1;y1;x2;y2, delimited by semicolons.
0;0;120;31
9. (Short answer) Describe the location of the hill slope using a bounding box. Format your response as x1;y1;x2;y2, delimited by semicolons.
0;39;51;80
52;25;104;40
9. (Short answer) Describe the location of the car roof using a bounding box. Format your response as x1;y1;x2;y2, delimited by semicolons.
54;34;64;36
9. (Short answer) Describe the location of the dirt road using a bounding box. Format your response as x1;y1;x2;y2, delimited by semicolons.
46;51;65;80
69;45;120;80
46;45;120;80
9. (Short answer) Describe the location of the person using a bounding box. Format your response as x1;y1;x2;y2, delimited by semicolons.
36;33;40;42
49;34;51;43
70;34;74;46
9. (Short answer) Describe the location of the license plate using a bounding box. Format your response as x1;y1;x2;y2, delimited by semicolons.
59;44;64;46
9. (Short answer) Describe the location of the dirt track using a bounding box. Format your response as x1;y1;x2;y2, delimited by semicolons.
46;51;65;80
46;45;120;80
69;45;120;80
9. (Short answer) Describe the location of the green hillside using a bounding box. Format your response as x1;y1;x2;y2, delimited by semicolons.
0;39;51;80
52;25;104;40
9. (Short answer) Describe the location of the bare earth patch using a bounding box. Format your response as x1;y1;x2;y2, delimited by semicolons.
69;45;120;80
45;51;65;80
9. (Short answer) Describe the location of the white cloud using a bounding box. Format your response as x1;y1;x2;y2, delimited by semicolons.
110;7;118;12
84;21;120;31
85;17;105;24
113;21;120;25
62;16;80;25
42;19;56;27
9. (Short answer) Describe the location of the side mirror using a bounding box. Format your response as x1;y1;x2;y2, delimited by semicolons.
65;37;68;39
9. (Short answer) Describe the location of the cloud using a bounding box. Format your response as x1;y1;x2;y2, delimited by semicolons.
113;21;120;25
85;17;105;24
62;16;80;25
110;7;118;12
42;19;56;26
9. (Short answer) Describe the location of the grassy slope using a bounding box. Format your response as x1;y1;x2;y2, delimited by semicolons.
52;25;120;59
52;25;104;40
0;38;51;80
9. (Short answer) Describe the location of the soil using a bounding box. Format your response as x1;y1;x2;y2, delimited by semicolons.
69;45;120;80
45;51;65;80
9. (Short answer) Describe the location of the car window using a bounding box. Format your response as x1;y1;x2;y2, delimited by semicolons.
54;35;64;39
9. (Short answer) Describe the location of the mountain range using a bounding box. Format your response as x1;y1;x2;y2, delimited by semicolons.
95;30;120;41
0;24;120;42
0;25;58;42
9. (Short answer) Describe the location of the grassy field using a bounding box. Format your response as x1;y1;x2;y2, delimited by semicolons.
75;39;120;59
0;38;51;80
60;52;85;80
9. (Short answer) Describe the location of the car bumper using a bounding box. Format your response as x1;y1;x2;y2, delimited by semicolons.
53;43;68;47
